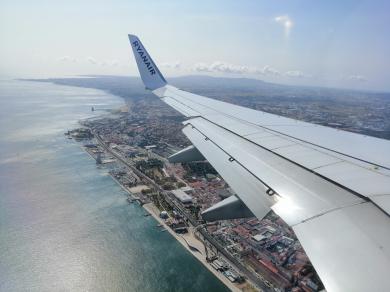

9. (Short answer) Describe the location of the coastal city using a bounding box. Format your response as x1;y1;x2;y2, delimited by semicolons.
57;74;390;292
50;71;390;292
67;97;326;292
3;0;390;291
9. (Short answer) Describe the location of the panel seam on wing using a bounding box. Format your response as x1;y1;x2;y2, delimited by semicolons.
184;122;370;224
291;201;369;227
166;88;390;171
182;115;369;201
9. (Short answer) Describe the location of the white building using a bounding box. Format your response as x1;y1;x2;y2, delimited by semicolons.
171;189;193;204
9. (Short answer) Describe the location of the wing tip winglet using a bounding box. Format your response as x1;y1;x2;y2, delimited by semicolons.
128;34;167;90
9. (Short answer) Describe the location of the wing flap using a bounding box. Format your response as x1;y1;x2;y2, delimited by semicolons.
371;195;390;214
183;117;363;225
182;123;273;220
293;202;390;292
316;162;390;197
274;144;343;169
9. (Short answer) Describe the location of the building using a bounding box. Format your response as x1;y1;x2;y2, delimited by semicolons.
160;211;169;219
180;186;194;193
252;234;268;242
171;189;193;204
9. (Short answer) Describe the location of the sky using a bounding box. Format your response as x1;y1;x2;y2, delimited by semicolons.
1;0;389;91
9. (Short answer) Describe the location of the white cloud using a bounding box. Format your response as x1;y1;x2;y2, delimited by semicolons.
346;75;367;82
99;60;119;66
161;61;181;69
210;61;249;74
85;57;118;66
192;61;281;76
190;62;315;81
285;70;306;78
58;56;77;62
192;62;213;72
108;59;119;66
192;61;249;74
261;65;281;76
86;56;97;64
275;15;293;37
253;65;281;76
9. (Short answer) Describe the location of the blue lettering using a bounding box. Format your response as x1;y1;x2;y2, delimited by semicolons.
133;43;156;75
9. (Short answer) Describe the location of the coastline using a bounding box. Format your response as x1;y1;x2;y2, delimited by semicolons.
83;139;233;289
100;162;246;291
142;202;245;292
1;80;234;292
108;171;247;292
80;142;252;291
71;108;262;292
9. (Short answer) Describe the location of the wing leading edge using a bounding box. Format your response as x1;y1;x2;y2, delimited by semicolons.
128;34;390;292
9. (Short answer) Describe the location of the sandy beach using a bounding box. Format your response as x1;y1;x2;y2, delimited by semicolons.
81;143;258;291
143;203;255;292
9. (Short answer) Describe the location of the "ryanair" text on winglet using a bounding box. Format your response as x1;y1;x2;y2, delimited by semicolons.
128;34;167;90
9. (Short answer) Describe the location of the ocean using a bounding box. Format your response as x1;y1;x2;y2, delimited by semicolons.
0;80;228;292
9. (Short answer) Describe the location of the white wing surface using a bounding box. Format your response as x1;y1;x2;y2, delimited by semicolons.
128;34;390;292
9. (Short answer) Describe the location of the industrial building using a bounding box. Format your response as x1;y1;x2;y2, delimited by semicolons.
171;189;193;204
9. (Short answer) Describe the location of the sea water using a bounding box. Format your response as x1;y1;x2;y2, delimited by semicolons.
0;80;228;292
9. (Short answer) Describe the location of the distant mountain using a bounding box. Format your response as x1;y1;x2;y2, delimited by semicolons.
26;75;390;104
171;75;269;89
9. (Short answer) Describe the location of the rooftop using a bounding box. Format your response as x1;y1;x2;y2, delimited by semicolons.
171;189;193;203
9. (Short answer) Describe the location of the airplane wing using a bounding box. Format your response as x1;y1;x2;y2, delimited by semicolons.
128;34;390;292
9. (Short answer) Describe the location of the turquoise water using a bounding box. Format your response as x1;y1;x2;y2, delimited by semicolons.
0;80;228;292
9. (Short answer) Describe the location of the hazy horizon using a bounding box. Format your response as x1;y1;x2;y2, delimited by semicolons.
1;0;390;91
15;74;390;95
